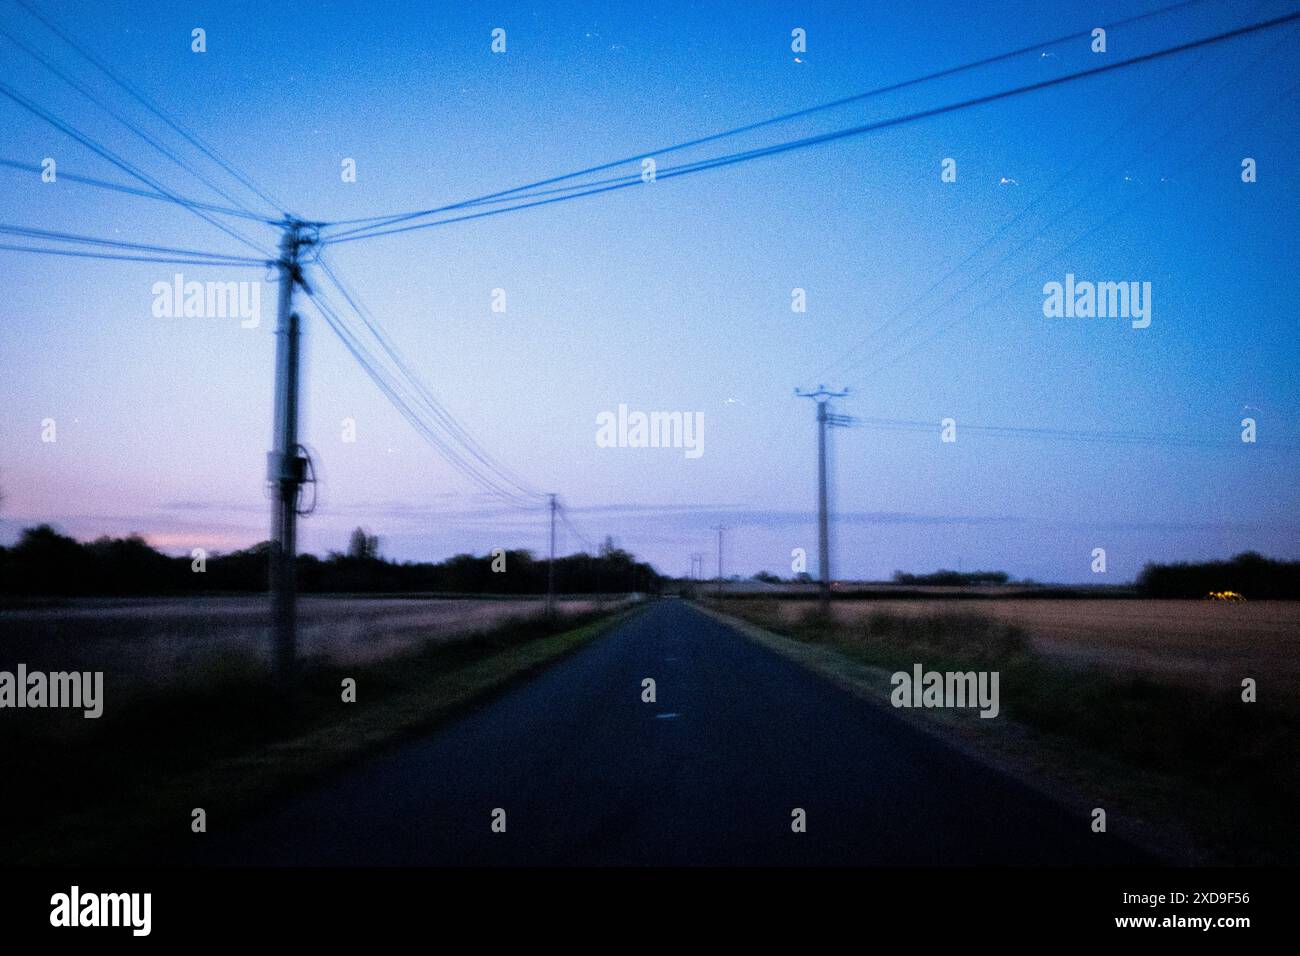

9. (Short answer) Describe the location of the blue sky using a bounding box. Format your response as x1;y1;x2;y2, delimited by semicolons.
1;0;1298;583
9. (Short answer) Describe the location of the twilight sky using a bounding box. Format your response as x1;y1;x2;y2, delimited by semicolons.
1;0;1298;583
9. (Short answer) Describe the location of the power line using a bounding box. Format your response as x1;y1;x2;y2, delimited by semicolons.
319;0;1209;238
853;417;1300;453
826;19;1298;386
857;69;1300;381
266;268;601;555
306;288;542;506
310;288;534;505
0;78;275;258
321;10;1300;246
0;242;267;266
0;223;272;262
310;289;536;505
313;254;544;502
12;0;288;218
557;502;597;553
0;158;279;222
0;22;269;220
811;33;1217;385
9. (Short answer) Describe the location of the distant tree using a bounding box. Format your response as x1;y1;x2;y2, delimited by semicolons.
347;527;380;561
85;533;177;592
753;571;783;584
10;525;92;593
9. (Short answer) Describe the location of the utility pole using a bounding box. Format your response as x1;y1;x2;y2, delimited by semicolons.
711;525;727;600
546;493;557;617
796;386;851;613
268;219;315;691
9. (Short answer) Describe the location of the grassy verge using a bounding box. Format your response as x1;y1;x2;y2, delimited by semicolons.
699;599;1300;865
5;603;641;865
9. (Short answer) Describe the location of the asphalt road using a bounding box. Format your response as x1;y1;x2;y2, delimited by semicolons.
200;599;1150;866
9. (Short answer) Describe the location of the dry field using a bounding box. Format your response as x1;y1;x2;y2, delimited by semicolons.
780;598;1300;702
0;595;609;685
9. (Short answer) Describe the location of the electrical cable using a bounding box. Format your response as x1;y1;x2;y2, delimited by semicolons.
319;0;1210;237
0;22;270;220
13;0;289;218
0;158;280;222
313;254;544;501
0;242;267;266
0;78;275;257
322;11;1300;245
306;288;544;506
0;222;273;262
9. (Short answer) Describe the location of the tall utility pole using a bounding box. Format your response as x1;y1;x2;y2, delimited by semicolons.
796;386;851;613
546;493;557;617
711;525;727;599
268;219;315;690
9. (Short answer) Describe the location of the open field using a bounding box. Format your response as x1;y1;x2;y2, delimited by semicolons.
0;594;612;684
761;597;1300;703
714;596;1300;863
0;597;638;864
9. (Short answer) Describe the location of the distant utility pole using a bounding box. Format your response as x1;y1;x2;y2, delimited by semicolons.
711;525;727;599
547;493;557;617
268;219;315;691
796;386;852;613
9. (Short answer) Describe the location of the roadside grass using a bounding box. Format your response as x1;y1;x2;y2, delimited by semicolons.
4;604;639;865
707;598;1300;864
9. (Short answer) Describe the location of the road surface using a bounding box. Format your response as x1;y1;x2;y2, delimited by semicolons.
199;599;1150;865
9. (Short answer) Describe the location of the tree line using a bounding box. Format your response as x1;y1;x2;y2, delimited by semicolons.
0;524;661;597
1136;551;1300;599
891;569;1011;586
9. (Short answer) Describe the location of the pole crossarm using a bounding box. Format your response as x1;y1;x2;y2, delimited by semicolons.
794;385;850;403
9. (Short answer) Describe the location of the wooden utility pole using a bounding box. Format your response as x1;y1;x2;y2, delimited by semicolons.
546;492;557;616
268;219;314;689
711;525;727;600
796;386;851;613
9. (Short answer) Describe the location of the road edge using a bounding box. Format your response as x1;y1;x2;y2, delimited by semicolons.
14;602;649;866
688;599;1202;866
